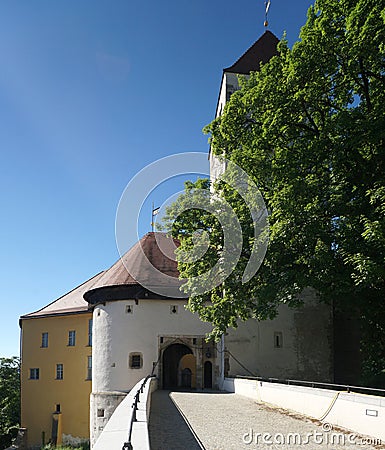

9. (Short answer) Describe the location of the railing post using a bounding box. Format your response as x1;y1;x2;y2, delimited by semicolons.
124;375;155;449
132;402;137;422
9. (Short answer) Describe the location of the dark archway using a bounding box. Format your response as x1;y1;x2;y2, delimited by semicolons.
162;343;192;389
204;361;212;388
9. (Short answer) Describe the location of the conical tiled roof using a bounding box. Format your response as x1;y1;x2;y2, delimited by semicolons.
224;30;279;74
84;232;186;302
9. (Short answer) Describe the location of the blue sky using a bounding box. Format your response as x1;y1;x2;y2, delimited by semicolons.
0;0;314;357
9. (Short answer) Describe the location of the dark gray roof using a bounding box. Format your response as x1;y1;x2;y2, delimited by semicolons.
224;30;279;74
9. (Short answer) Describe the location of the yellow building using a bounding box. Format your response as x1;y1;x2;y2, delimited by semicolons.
20;273;103;448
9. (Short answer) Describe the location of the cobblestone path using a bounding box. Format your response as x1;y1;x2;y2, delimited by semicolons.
149;390;378;450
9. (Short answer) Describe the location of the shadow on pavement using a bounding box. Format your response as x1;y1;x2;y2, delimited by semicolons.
149;390;204;450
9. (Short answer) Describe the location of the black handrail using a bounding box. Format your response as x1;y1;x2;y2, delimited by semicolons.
232;375;385;396
122;375;156;450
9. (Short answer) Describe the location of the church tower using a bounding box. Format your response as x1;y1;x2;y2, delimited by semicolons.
210;31;334;383
210;31;279;181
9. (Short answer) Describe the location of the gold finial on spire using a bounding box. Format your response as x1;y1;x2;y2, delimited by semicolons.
264;0;270;27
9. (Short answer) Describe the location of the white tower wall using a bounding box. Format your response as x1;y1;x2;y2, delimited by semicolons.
90;297;217;446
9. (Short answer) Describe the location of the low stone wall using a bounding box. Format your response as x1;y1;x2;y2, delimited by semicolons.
92;376;157;450
223;377;385;442
90;390;127;446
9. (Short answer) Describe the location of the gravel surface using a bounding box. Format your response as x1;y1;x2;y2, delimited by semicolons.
149;390;379;450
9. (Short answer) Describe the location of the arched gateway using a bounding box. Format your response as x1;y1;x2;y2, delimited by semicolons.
162;343;194;389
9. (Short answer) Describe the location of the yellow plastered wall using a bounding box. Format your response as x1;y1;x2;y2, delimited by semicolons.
20;312;92;447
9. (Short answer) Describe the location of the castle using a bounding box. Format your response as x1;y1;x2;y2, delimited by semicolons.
20;31;339;449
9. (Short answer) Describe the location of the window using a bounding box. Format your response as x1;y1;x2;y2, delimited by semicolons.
30;368;39;380
68;330;76;346
274;332;283;348
87;356;92;380
41;332;48;348
129;353;142;369
88;319;93;346
56;364;63;380
97;409;104;417
55;404;61;413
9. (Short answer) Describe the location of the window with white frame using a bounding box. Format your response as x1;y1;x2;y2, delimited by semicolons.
68;330;76;346
88;319;93;346
56;363;63;380
30;368;39;380
87;356;92;380
41;332;48;348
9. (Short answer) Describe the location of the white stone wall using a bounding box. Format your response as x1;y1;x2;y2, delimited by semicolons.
92;377;157;450
91;298;216;443
224;377;385;442
90;391;126;448
224;290;333;382
215;72;241;119
210;72;242;184
92;298;215;393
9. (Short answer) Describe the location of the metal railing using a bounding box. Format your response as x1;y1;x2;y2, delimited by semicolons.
122;375;156;450
232;375;385;396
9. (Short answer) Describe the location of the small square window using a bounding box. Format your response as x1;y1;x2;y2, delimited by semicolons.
41;332;48;348
97;408;105;417
129;353;142;369
274;332;283;348
68;330;76;346
56;364;63;380
30;368;39;380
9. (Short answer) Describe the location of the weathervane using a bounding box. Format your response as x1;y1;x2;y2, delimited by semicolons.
264;0;271;27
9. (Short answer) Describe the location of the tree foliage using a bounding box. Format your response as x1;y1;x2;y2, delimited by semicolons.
163;0;385;384
0;357;20;449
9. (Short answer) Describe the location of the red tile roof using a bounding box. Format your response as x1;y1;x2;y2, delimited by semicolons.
84;232;185;301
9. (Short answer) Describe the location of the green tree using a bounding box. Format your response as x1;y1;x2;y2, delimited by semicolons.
163;0;385;385
0;357;20;449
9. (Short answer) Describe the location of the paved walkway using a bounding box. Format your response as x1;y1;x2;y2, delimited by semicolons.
149;390;377;450
149;390;202;450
